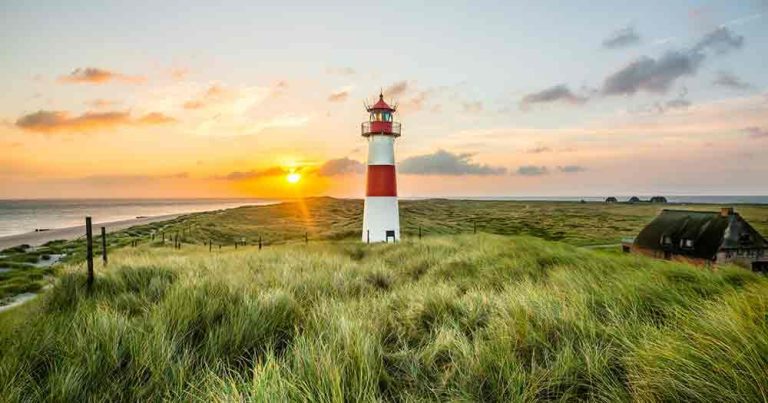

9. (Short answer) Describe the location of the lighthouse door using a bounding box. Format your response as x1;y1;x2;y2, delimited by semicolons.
385;230;396;243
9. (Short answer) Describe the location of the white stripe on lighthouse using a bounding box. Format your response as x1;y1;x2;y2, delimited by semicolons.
363;134;399;242
367;135;395;165
362;197;400;242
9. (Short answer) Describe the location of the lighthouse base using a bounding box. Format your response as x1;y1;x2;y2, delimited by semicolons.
362;196;400;243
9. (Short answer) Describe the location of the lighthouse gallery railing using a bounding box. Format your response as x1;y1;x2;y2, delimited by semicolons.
361;121;401;137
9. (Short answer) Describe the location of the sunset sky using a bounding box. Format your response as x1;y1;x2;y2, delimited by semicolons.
1;1;767;199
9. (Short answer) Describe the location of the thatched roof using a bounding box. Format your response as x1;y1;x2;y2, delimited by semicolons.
634;209;768;259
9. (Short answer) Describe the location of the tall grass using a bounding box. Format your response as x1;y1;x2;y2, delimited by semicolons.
1;234;766;401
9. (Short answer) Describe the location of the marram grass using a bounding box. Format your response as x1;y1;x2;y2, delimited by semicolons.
1;234;767;401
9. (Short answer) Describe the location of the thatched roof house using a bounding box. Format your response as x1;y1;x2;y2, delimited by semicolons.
630;208;768;271
628;196;641;203
605;197;618;203
650;196;668;203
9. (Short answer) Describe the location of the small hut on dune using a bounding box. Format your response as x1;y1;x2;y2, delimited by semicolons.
626;207;768;271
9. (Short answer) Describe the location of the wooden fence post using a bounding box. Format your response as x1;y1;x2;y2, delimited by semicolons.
473;220;477;234
259;236;262;250
209;240;212;252
101;226;107;265
419;226;422;239
366;230;370;244
85;217;94;290
305;232;308;244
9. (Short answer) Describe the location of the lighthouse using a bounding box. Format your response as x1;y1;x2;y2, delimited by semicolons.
361;92;401;243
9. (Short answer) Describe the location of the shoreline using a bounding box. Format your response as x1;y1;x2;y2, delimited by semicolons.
0;213;186;250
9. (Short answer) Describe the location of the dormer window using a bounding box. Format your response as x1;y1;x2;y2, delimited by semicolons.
681;239;694;249
661;236;673;246
739;233;753;244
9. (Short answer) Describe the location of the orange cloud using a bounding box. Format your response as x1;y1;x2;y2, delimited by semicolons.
169;68;188;80
385;81;409;97
85;99;122;109
328;89;350;102
58;67;145;84
15;110;175;133
182;84;232;109
214;166;289;180
137;112;177;124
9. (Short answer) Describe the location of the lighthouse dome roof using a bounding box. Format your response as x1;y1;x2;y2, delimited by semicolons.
369;93;394;111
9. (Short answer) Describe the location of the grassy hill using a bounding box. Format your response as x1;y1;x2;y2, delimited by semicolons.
64;197;768;247
5;197;768;301
1;233;767;401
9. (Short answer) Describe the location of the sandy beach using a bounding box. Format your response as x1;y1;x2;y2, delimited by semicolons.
0;213;184;250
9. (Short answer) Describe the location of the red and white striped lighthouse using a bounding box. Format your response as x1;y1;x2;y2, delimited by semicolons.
361;92;401;243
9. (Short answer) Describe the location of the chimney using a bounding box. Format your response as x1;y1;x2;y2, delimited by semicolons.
721;207;734;217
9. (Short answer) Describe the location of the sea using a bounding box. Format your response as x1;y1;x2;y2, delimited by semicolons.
0;199;278;238
0;196;766;238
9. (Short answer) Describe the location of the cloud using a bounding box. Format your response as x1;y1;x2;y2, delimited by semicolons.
741;127;768;139
515;165;548;176
58;67;144;84
215;166;288;181
713;71;753;90
693;26;744;54
527;146;552;154
328;88;350;103
78;173;189;185
316;157;364;176
183;100;205;110
664;86;691;110
214;157;364;181
557;165;586;173
630;87;692;115
462;101;483;113
169;68;188;80
137;112;176;124
520;85;588;110
400;150;506;175
602;51;702;95
182;84;233;109
327;67;355;76
665;98;691;110
85;99;122;109
602;26;641;49
602;27;743;96
385;81;409;97
180;84;273;117
15;110;175;133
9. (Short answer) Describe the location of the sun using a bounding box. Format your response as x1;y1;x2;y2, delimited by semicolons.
286;172;301;184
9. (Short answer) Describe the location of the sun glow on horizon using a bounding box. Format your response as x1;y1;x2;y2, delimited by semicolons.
286;172;301;184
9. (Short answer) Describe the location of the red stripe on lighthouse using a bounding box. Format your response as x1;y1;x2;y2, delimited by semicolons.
366;165;397;196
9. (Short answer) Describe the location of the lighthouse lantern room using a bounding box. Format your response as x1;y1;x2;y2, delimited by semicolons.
361;92;401;243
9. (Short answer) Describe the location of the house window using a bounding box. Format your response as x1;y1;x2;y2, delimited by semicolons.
739;233;753;244
661;236;672;246
681;239;694;249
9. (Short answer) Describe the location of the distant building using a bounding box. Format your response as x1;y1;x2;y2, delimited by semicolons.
628;196;641;203
650;196;668;203
628;207;768;271
605;197;618;203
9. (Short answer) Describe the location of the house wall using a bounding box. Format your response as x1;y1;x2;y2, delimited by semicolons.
716;248;768;268
630;245;711;266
